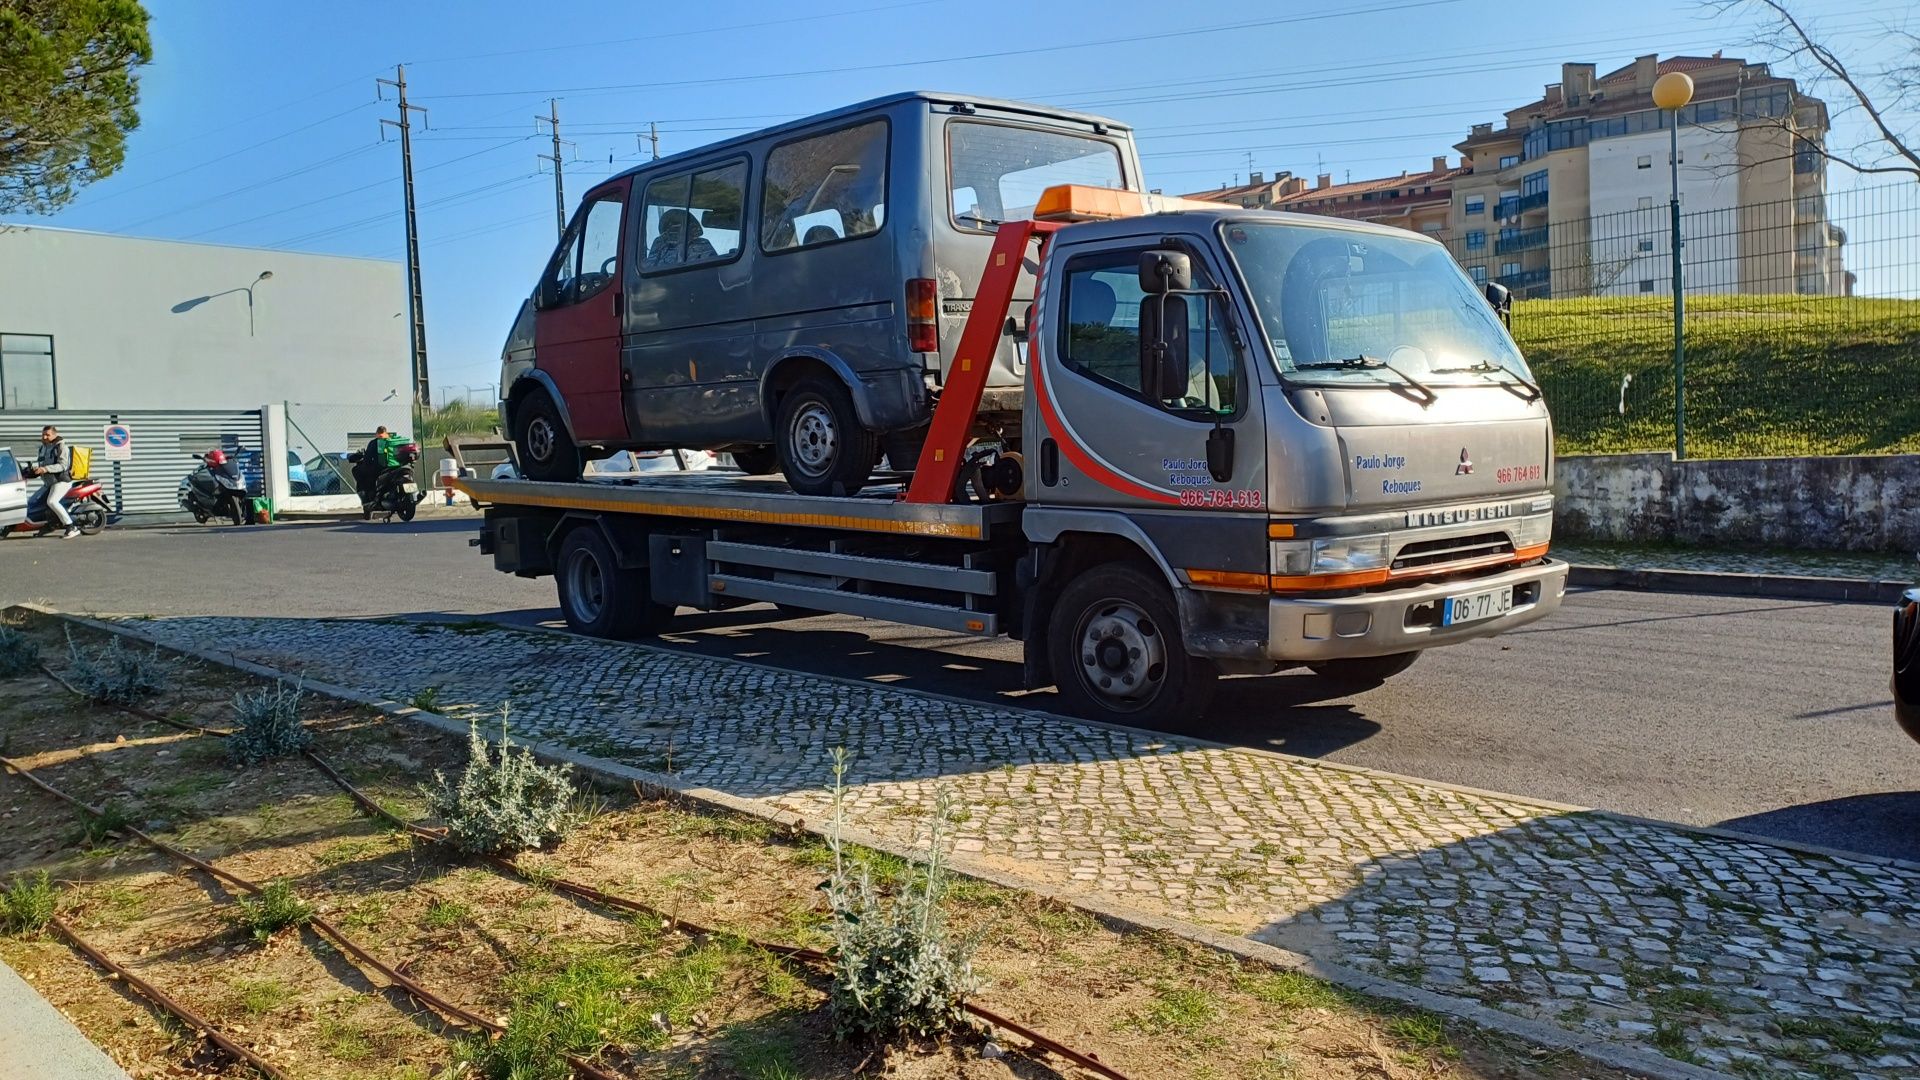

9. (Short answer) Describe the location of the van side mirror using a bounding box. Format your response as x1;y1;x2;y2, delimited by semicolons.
1139;250;1192;294
1138;294;1191;402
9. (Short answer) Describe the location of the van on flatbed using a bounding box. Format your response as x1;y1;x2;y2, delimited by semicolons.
464;179;1569;725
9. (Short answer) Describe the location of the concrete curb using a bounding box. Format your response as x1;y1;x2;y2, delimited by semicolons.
1569;564;1908;604
0;958;133;1080
22;605;1747;1080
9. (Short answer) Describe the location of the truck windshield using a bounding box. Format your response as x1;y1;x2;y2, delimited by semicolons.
1220;221;1531;388
949;122;1124;228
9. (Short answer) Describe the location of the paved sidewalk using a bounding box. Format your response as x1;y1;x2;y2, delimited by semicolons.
110;616;1920;1078
0;958;132;1080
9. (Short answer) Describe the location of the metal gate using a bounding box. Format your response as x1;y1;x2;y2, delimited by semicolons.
0;410;266;521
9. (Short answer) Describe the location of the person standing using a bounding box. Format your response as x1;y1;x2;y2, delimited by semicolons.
24;426;77;539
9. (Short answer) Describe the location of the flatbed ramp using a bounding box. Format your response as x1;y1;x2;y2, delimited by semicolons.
458;475;1025;636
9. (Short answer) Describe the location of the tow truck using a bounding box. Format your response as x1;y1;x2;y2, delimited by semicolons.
458;185;1569;725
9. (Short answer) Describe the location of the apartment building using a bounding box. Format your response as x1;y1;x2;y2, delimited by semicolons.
1449;53;1843;299
1182;156;1465;235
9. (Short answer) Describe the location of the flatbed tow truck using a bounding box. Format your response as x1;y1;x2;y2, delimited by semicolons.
458;186;1568;725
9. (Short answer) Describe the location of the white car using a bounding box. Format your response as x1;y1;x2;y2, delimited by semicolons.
490;449;719;480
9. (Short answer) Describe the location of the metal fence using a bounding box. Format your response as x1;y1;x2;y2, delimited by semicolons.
1441;181;1920;458
284;401;418;497
0;409;266;520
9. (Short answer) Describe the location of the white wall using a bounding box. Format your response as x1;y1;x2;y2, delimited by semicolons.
0;226;410;411
1586;126;1741;297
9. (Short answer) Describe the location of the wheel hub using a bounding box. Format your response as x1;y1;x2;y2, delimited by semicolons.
526;417;555;462
566;549;605;622
1076;601;1167;707
790;403;837;474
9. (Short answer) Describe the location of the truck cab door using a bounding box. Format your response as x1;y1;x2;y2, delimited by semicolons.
1027;241;1266;512
534;181;630;444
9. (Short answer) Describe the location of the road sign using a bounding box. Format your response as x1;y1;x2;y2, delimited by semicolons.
103;423;133;462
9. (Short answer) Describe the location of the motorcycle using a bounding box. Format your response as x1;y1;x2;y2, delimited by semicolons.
179;450;252;526
347;441;424;522
5;480;110;537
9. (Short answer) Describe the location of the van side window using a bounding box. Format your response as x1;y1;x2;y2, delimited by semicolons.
641;161;747;272
1059;250;1238;416
761;120;887;253
541;192;623;306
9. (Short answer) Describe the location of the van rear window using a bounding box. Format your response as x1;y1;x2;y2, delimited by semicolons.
949;122;1124;229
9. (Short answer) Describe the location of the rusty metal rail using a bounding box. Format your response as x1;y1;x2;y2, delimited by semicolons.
31;646;1135;1080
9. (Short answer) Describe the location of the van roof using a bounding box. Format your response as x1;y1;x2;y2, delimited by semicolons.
607;91;1133;184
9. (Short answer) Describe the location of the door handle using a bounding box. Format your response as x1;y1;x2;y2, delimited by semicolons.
1040;440;1059;486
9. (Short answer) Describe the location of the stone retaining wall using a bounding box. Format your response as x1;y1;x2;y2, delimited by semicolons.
1555;452;1920;552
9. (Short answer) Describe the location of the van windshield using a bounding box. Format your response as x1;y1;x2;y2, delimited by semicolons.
949;122;1124;228
1220;221;1531;387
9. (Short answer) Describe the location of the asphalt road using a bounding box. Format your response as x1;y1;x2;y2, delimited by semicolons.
5;515;1916;861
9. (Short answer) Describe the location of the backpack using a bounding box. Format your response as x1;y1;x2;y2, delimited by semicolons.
69;445;92;481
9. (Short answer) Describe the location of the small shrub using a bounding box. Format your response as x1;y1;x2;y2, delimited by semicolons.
0;871;55;936
79;801;132;847
233;880;314;942
65;631;169;705
0;626;40;678
821;748;976;1042
227;680;311;765
425;718;577;855
409;686;441;712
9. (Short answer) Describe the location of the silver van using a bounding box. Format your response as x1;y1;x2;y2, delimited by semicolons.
498;91;1143;494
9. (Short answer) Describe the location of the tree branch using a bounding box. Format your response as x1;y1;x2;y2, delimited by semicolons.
1744;0;1920;177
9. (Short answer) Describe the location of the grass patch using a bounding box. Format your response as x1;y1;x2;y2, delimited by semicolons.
75;801;133;848
723;1024;806;1080
232;978;293;1015
1651;1017;1691;1057
1773;1016;1889;1054
0;871;55;936
314;835;396;867
1239;970;1348;1011
154;774;225;800
1648;985;1727;1015
422;899;472;930
407;687;440;713
1386;1012;1456;1055
233;880;314;943
1125;984;1223;1040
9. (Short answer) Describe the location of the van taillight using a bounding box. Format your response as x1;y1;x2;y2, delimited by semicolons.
906;278;938;353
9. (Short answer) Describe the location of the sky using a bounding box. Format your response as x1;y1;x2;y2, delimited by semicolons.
6;0;1906;401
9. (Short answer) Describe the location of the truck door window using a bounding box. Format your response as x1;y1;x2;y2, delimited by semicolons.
541;193;623;306
761;119;888;253
949;122;1124;229
640;160;747;272
1058;250;1237;417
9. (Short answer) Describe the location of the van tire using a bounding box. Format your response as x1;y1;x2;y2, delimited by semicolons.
556;527;672;640
775;376;877;497
729;446;779;475
513;389;582;483
1048;562;1216;725
1309;651;1422;687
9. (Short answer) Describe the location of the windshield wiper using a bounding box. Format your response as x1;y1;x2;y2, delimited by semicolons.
1292;354;1437;405
1430;361;1543;402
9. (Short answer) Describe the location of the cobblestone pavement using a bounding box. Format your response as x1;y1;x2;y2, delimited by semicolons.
1556;542;1917;582
114;616;1920;1078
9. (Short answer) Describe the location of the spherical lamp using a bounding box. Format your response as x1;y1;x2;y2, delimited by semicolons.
1651;71;1695;112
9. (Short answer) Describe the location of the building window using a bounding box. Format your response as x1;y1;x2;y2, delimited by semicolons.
1501;262;1521;278
1638;196;1655;210
1638;239;1655;253
0;335;57;409
1521;170;1548;197
1498;154;1520;169
761;119;889;253
1465;230;1486;251
1464;195;1485;215
1793;136;1821;174
1636;155;1652;169
1638;279;1655;293
1469;265;1488;285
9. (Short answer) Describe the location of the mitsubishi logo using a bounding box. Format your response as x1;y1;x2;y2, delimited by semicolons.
1455;448;1474;475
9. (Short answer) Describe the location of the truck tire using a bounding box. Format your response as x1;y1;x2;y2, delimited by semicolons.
1308;651;1422;687
513;389;582;483
1048;562;1216;725
556;527;672;640
775;375;877;497
729;446;778;475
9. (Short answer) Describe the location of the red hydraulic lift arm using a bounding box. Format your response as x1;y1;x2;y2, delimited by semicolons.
903;219;1060;505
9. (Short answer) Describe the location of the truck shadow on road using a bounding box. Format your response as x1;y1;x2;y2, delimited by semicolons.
1715;791;1920;863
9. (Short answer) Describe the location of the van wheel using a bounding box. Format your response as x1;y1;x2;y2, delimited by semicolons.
1048;562;1216;725
775;376;877;497
556;527;672;639
1309;651;1422;687
513;389;582;482
729;446;778;475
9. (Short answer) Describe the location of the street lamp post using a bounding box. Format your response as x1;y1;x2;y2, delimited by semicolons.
243;270;274;336
1652;71;1694;459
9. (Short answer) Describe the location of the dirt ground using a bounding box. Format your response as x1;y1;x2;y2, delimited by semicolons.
0;615;1643;1080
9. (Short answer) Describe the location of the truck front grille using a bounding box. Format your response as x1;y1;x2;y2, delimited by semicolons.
1391;531;1513;571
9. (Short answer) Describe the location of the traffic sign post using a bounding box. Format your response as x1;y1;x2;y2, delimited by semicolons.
103;423;133;462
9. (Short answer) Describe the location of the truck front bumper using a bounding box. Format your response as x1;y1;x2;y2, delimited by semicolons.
1265;558;1568;662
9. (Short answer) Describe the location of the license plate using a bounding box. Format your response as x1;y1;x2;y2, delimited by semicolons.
400;482;418;494
1442;586;1514;627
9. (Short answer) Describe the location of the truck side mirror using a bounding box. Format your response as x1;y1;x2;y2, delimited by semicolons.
1483;281;1512;313
1139;250;1192;294
1139;295;1191;402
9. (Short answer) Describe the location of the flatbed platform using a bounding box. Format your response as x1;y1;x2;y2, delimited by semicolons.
455;474;1023;541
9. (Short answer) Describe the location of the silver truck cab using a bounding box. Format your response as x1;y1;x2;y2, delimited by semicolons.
1020;207;1566;707
499;91;1143;495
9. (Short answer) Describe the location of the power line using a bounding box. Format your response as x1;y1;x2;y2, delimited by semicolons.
109;142;383;232
80;100;376;207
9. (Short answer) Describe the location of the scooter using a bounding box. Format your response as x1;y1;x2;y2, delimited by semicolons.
347;442;424;522
5;481;110;537
178;450;252;526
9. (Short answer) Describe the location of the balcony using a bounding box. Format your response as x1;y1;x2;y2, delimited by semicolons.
1496;190;1549;220
1497;267;1550;289
1496;227;1549;255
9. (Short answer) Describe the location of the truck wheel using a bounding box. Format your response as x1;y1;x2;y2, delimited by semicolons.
513;389;582;483
1048;562;1216;725
1309;651;1422;687
775;376;877;497
556;527;672;640
729;446;778;475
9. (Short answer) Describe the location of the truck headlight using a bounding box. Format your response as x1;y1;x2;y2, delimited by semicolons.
1272;534;1392;576
1510;514;1553;550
